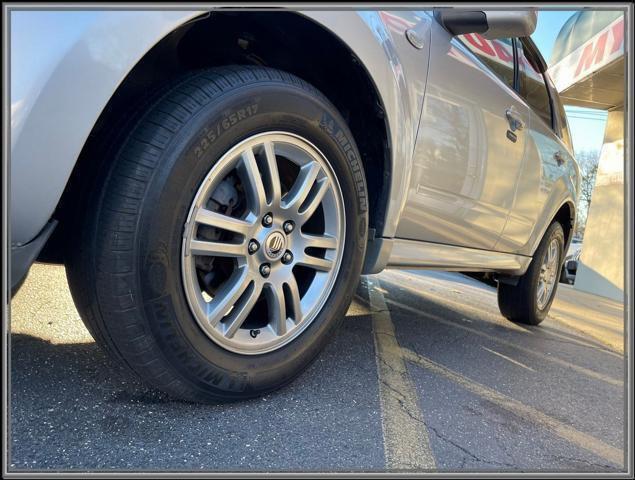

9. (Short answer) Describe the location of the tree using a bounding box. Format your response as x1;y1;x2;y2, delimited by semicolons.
574;149;600;239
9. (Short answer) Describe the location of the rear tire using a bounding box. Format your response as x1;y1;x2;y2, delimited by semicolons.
66;66;368;402
497;222;564;325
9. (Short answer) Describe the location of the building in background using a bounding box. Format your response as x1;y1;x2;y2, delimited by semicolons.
549;10;625;301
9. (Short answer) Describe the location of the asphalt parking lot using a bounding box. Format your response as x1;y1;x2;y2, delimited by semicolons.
9;264;626;473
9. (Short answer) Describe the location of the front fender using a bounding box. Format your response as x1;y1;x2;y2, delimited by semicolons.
10;10;204;246
526;155;579;257
303;10;432;238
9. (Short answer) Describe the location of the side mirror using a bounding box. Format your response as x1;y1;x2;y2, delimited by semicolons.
434;9;537;39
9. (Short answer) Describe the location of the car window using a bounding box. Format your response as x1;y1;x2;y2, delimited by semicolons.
517;41;553;128
553;86;574;151
457;34;515;90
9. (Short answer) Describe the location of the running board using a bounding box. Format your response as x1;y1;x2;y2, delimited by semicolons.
386;239;531;275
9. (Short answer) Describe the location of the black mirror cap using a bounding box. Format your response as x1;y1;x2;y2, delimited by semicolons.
434;9;488;36
434;9;538;40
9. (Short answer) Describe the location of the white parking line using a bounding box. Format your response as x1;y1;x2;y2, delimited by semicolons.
482;346;536;372
366;277;436;471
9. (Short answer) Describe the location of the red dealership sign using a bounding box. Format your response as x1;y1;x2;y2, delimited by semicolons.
550;15;624;92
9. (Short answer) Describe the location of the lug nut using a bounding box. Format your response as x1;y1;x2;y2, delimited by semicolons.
282;251;293;264
259;263;271;278
248;239;259;254
262;213;273;227
283;220;295;234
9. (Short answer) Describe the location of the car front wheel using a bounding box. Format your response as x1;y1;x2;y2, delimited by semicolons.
66;66;368;402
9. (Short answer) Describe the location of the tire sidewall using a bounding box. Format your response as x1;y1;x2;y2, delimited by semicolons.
134;82;368;397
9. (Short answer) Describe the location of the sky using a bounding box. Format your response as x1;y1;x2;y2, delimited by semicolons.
531;10;608;155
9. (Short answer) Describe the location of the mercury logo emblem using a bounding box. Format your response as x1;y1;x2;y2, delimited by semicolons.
265;231;286;259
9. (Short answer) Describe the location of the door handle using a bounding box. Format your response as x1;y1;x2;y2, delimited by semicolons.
554;151;565;166
505;107;525;132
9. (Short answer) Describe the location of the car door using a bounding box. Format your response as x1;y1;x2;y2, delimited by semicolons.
495;39;577;254
396;20;529;251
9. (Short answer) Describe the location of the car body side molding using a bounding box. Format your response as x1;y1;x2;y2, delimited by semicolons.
387;238;532;275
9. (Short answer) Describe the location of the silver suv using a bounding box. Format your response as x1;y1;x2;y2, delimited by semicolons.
10;9;579;401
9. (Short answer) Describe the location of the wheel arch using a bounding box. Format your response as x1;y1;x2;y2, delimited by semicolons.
531;200;576;258
39;10;397;265
553;200;576;249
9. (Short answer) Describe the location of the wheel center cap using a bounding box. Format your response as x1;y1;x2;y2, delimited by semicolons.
264;231;286;260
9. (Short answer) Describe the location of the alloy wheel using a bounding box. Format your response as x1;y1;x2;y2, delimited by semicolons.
536;238;560;310
181;132;345;354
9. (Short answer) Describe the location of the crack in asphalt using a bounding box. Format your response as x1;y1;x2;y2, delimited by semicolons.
426;425;517;469
377;360;518;470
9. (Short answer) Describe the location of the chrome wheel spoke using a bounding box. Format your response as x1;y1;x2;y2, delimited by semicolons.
195;208;253;236
547;243;555;265
189;239;245;258
549;251;558;269
224;281;262;338
301;233;337;250
282;162;321;213
265;283;287;336
239;148;268;215
285;275;303;324
296;252;334;272
537;282;546;305
298;178;330;222
207;268;252;327
262;141;282;207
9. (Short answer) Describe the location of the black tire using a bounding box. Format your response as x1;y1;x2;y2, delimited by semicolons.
66;66;368;402
497;221;565;325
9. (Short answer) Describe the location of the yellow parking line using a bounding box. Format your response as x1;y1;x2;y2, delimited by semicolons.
402;348;624;467
366;278;436;470
540;325;623;358
548;311;624;354
385;297;623;387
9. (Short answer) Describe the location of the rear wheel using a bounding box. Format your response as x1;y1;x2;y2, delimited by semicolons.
66;66;368;402
497;221;564;325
